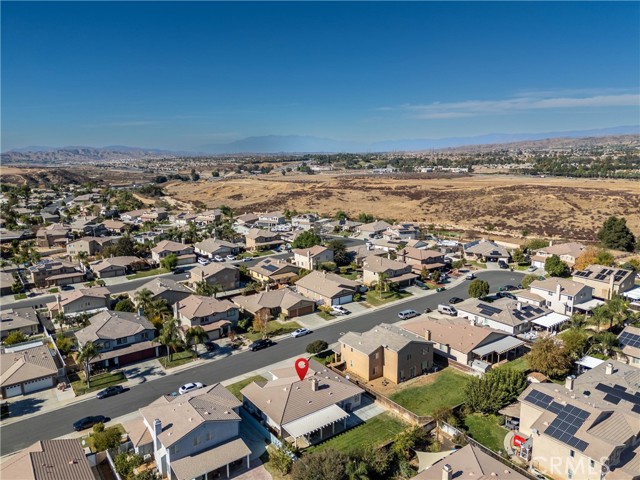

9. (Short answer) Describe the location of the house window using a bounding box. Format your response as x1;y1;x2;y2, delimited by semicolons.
117;337;127;345
350;360;353;367
372;367;377;375
374;352;379;360
141;332;148;339
193;436;201;446
568;469;573;480
589;460;595;469
206;431;213;441
570;450;575;458
103;342;111;349
407;354;412;360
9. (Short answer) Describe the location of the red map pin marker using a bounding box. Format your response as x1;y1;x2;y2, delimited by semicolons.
295;358;309;381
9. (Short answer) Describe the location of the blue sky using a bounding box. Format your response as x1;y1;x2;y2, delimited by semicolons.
2;1;639;151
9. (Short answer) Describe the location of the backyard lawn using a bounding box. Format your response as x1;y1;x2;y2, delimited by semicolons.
312;351;335;366
504;356;530;372
364;290;412;307
244;320;302;341
463;414;508;453
126;267;169;280
159;350;196;369
390;369;471;416
226;375;268;400
71;371;126;396
305;413;408;455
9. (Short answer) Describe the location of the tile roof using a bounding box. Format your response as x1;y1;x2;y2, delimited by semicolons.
362;255;408;273
536;242;587;259
46;287;110;310
233;289;314;314
170;438;251;480
75;310;154;345
292;245;330;257
0;307;41;333
151;240;193;253
463;240;509;257
340;323;431;355
250;258;299;278
177;295;237;319
133;278;192;297
194;238;238;253
457;297;550;327
358;220;392;232
530;277;588;296
295;271;360;299
398;247;443;260
0;344;58;387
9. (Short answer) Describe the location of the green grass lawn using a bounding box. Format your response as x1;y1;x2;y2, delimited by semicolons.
82;424;126;453
48;288;59;293
390;369;471;416
503;356;530;372
312;351;335;366
317;311;335;321
466;260;487;270
13;293;27;300
71;371;126;396
463;414;508;452
305;413;408;455
226;375;268;400
159;350;196;369
364;290;412;307
126;267;170;280
338;271;358;280
244;320;302;341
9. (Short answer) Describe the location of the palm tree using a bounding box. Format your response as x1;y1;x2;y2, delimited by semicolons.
607;295;631;330
345;459;369;480
148;298;171;327
156;317;184;363
195;280;221;297
588;332;621;358
562;313;588;331
77;341;101;388
134;288;153;314
589;304;610;333
185;326;209;358
371;272;390;299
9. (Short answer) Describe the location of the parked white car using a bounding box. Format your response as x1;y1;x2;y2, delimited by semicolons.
226;254;236;261
332;305;350;315
291;328;312;338
178;382;204;395
214;255;224;262
197;257;210;266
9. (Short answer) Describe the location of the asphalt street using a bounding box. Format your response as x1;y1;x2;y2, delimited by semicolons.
0;269;522;455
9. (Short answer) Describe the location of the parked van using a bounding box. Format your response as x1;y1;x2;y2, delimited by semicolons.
398;309;419;320
438;304;458;316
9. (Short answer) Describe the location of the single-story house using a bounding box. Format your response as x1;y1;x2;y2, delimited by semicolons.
618;325;640;369
295;271;361;306
0;271;15;296
233;288;316;319
90;256;149;278
132;278;193;307
357;220;392;238
194;238;241;258
531;241;587;269
463;240;510;262
0;307;42;340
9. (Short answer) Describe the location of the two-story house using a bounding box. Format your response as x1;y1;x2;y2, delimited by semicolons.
530;241;587;269
295;270;361;306
572;265;635;300
36;224;70;248
618;325;640;369
28;259;83;288
135;384;251;480
66;236;118;257
256;210;285;228
244;228;283;252
0;307;42;340
75;310;158;368
291;213;319;231
90;256;148;278
174;295;239;340
339;323;433;384
357;220;392;238
397;247;446;274
189;263;240;291
384;223;420;240
150;240;196;266
361;254;417;287
528;278;595;315
47;287;111;318
249;258;300;285
194;209;222;224
292;245;334;270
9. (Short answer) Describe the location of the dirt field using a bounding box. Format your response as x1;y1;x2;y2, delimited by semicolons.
165;174;640;242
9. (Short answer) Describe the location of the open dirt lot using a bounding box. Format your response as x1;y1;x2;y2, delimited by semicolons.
165;174;640;242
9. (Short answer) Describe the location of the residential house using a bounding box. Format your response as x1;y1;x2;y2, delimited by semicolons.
0;439;94;480
0;271;15;296
244;228;283;251
361;255;417;287
400;316;517;367
120;209;147;223
295;271;361;305
174;295;239;340
139;208;168;223
233;288;315;319
530;241;587;269
28;259;83;288
47;287;111;318
346;244;385;267
256;210;285;227
405;238;431;249
463;240;510;262
324;218;362;233
150;240;196;266
518;360;640;480
195;209;222;224
69;216;105;236
132;278;193;307
291;213;319;231
572;265;635;300
194;238;241;259
357;220;392;238
1;342;61;398
384;223;420;240
40;211;60;224
249;258;300;285
135;384;251;480
292;245;334;270
234;213;259;226
618;325;640;369
75;310;158;367
0;307;42;340
414;444;529;480
101;219;127;234
241;361;364;447
397;247;446;274
529;277;596;315
455;297;557;335
188;263;240;291
338;323;433;384
36;224;70;248
90;256;149;278
66;236;118;257
171;211;197;227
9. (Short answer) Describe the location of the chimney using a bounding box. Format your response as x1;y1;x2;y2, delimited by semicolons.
516;302;522;312
200;269;205;282
565;376;575;391
605;363;614;375
311;378;319;391
556;282;562;298
609;271;615;300
549;240;554;246
174;300;180;319
153;419;162;449
442;464;453;480
425;329;431;341
137;306;144;317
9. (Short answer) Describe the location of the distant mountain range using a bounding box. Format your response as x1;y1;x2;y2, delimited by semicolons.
3;125;638;161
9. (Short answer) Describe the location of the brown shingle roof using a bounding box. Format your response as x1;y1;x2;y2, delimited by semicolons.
0;344;58;388
177;295;237;319
75;310;153;345
295;271;360;299
233;289;314;314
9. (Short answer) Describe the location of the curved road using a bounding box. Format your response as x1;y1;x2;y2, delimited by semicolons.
0;269;522;455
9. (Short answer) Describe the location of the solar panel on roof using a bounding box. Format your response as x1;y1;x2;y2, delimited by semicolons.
595;383;640;407
544;404;590;452
619;332;640;349
263;264;278;272
479;304;502;316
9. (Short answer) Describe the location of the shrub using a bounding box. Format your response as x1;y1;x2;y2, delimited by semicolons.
92;426;122;452
306;340;329;354
4;331;27;345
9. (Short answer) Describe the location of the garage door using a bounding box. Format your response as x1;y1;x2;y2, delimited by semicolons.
23;377;54;394
4;384;22;398
118;347;157;365
332;295;353;306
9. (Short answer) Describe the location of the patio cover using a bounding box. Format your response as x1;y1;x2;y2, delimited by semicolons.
282;404;349;439
574;299;605;311
622;286;640;301
532;312;569;329
170;438;251;480
416;450;454;472
576;355;605;370
499;403;522;418
472;336;524;357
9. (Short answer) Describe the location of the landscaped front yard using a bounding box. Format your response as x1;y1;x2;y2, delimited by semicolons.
126;267;169;280
305;413;408;455
159;350;196;369
363;290;412;307
389;368;471;416
71;371;127;396
462;413;508;452
243;320;302;341
226;375;268;400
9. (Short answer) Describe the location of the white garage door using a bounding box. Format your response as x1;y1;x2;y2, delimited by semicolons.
332;295;353;305
4;384;22;398
23;377;54;394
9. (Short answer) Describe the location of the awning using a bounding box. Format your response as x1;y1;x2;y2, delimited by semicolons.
472;336;525;357
532;312;570;329
622;286;640;301
387;272;419;283
283;404;349;439
499;403;521;418
574;299;605;311
576;355;605;370
416;450;454;472
170;438;251;480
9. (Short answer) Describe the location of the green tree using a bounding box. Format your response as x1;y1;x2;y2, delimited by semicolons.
114;453;143;480
92;425;122;452
326;239;351;266
4;331;27;345
334;210;348;221
545;255;570;277
267;443;294;476
134;288;153;313
114;298;135;312
465;367;528;414
605;295;631;330
11;279;23;294
291;449;348;480
345;459;369;480
156;317;183;363
77;341;102;388
521;274;539;289
560;328;589;360
371;272;391;299
55;334;75;355
524;238;549;252
195;280;221;297
391;426;427;461
291;230;323;249
185;326;208;358
598;216;636;252
357;212;374;223
468;279;490;298
160;253;178;271
306;340;329;354
528;337;571;379
431;270;442;284
589;331;621;357
512;248;527;264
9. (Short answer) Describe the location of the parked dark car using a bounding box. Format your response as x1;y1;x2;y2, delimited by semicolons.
249;339;275;351
60;284;75;291
449;297;463;304
499;285;517;292
414;279;428;290
73;415;109;431
497;291;517;300
96;385;125;399
204;341;216;352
